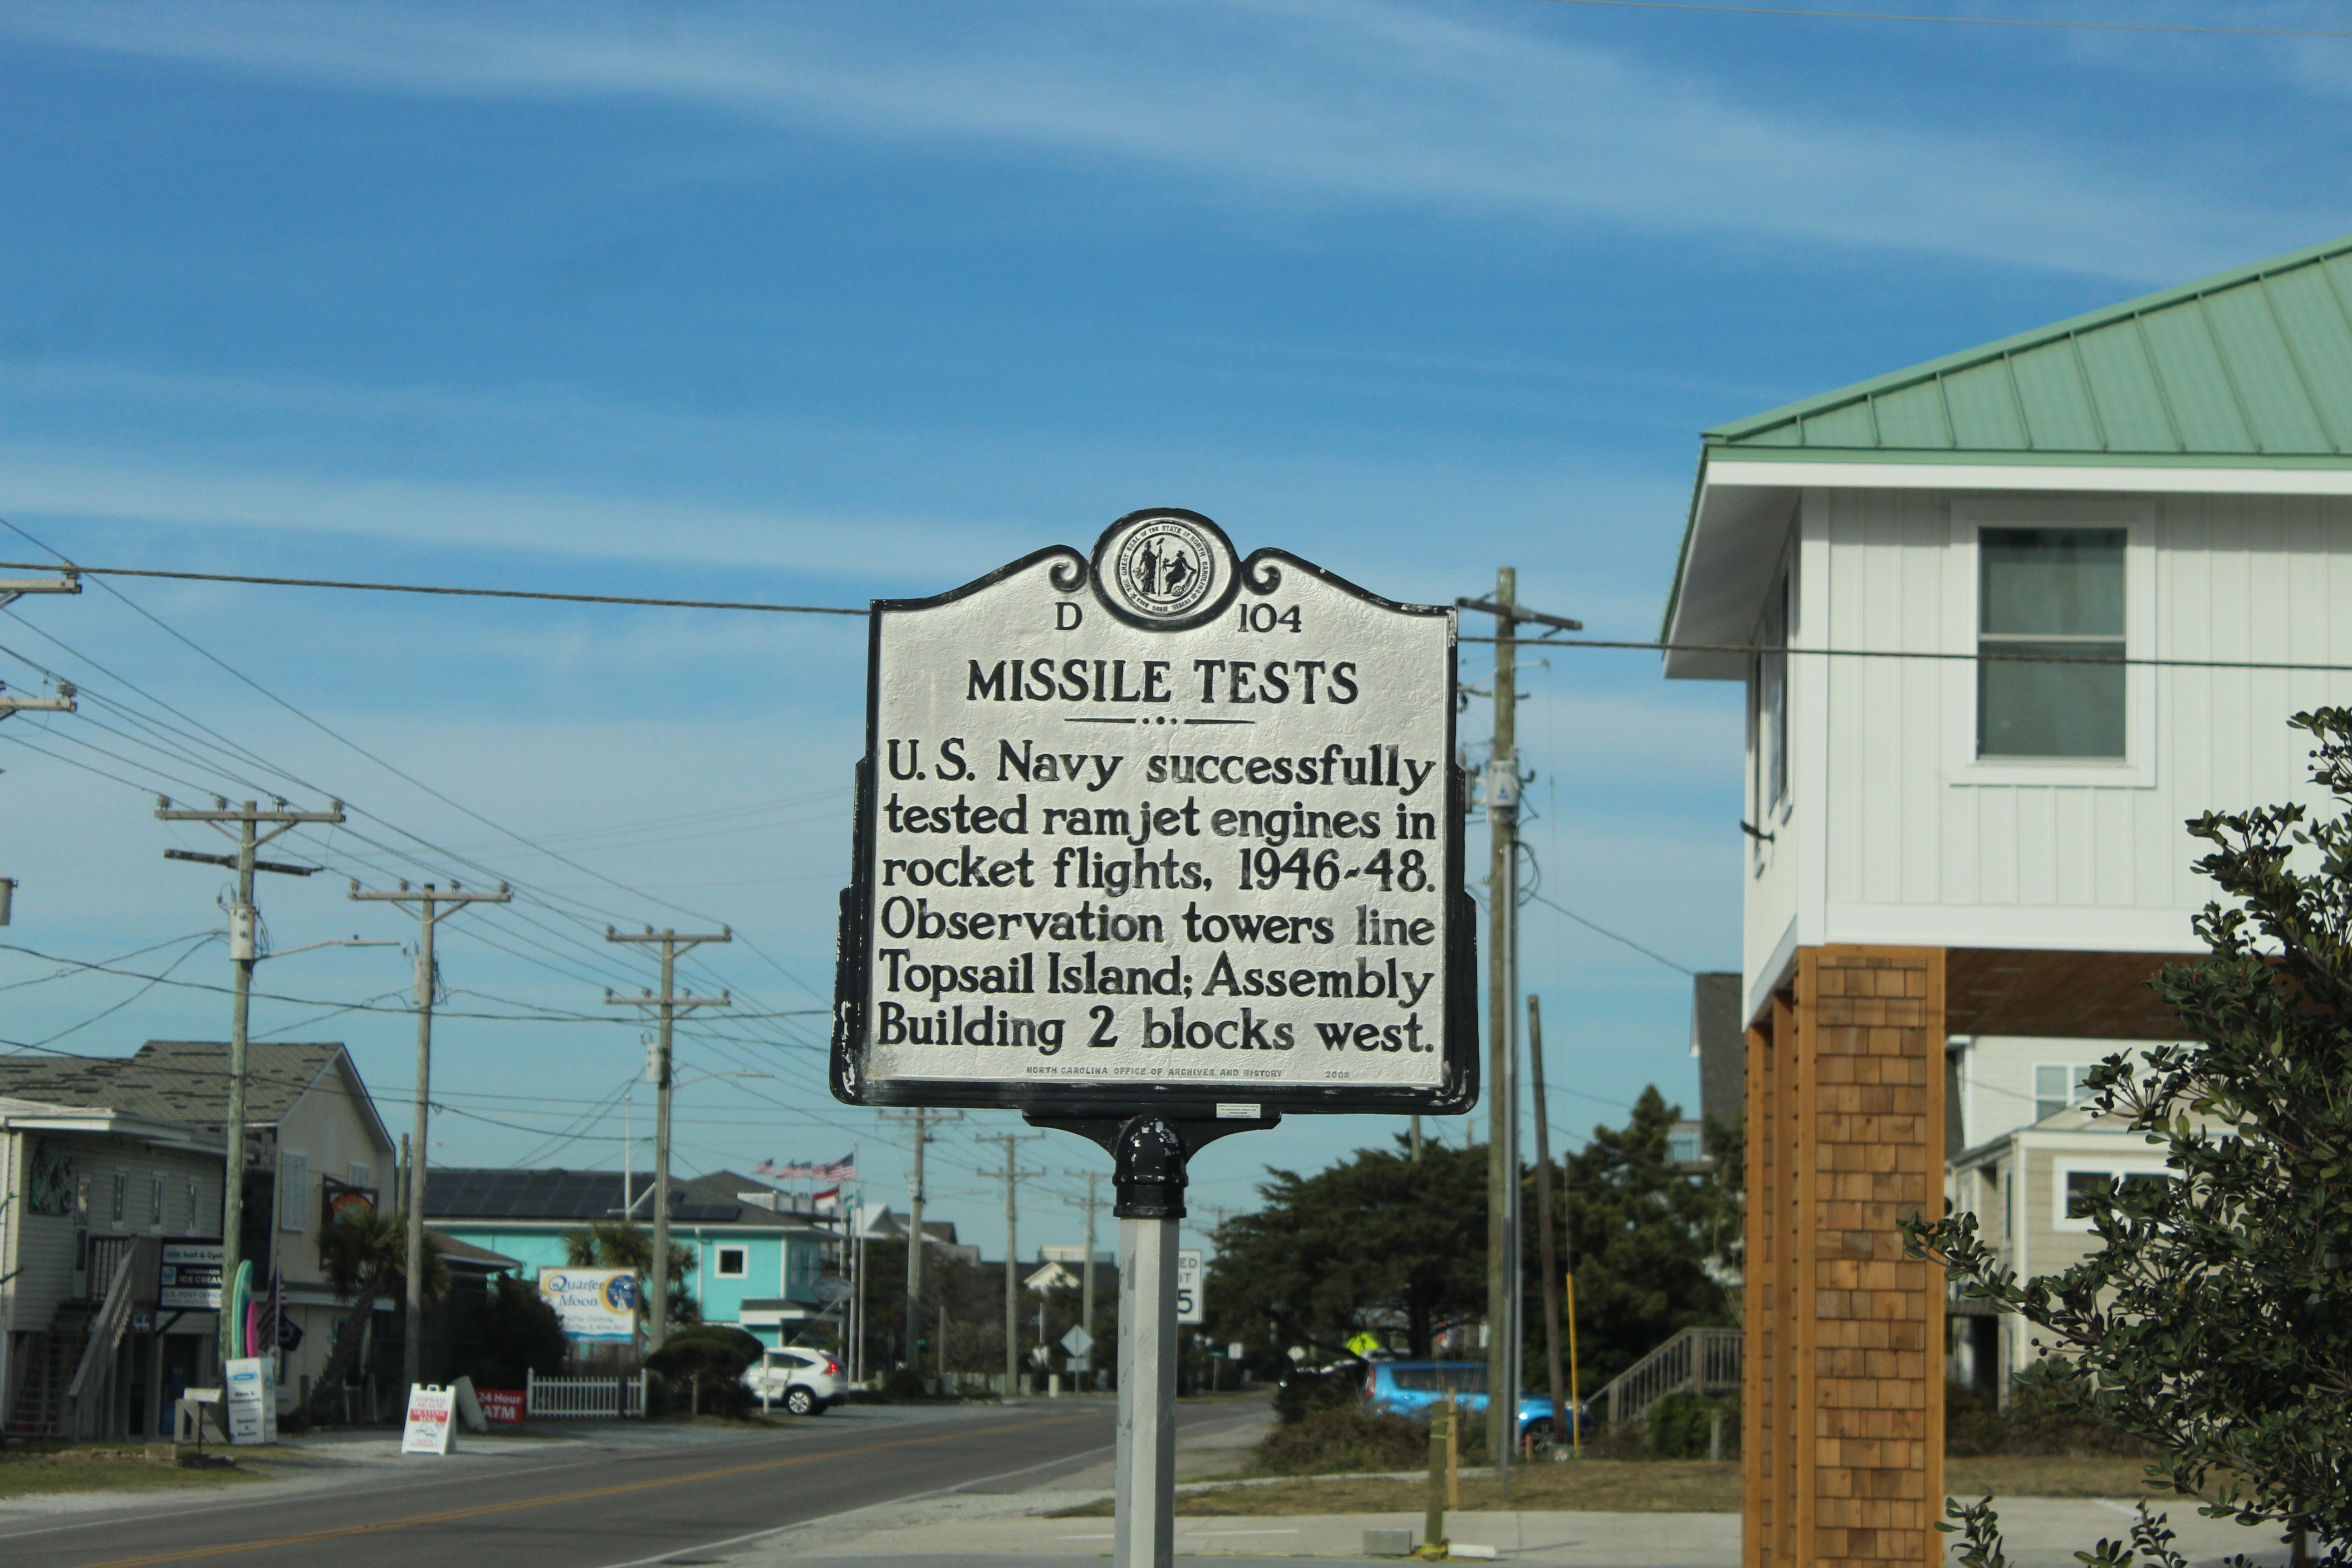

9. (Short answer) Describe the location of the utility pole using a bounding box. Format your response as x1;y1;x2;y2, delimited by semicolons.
1456;572;1581;1478
882;1107;961;1377
0;570;81;931
978;1132;1046;1389
1482;568;1518;1469
160;795;343;1372
1528;995;1567;1458
350;877;510;1391
1065;1170;1103;1389
0;668;78;927
602;926;730;1353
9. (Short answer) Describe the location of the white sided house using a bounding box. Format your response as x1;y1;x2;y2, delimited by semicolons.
1664;235;2352;1568
0;1040;397;1436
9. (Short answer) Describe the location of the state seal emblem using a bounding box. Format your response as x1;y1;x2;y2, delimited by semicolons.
1089;509;1243;628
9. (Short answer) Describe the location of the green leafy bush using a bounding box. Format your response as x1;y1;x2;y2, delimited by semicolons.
1252;1404;1432;1475
1945;1374;2155;1459
1648;1392;1732;1458
647;1325;764;1416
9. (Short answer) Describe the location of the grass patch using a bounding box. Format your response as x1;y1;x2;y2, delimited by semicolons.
1049;1457;2184;1518
0;1443;273;1499
1050;1461;1744;1517
1945;1458;2177;1499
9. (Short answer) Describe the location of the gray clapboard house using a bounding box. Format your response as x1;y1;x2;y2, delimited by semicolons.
0;1040;396;1438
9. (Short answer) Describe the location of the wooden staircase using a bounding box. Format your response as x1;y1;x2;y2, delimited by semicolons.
1593;1326;1742;1428
6;1304;94;1440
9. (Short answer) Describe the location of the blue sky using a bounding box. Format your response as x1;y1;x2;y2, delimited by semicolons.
0;0;2345;1256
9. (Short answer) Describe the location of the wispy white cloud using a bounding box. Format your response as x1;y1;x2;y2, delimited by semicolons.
2;0;2323;281
0;441;999;578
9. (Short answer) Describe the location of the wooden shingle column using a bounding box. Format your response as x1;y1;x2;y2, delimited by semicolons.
1744;946;1947;1568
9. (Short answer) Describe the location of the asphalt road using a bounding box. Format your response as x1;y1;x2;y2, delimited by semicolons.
3;1397;1230;1568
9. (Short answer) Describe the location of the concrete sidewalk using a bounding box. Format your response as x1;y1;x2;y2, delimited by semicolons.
731;1495;2283;1567
712;1398;2290;1568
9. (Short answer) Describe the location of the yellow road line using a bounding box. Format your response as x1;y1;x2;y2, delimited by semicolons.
65;1411;1097;1568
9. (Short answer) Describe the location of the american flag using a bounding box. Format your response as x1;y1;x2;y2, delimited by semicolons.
249;1268;283;1360
755;1153;853;1182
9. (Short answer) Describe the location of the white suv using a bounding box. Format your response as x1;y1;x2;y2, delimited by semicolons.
742;1346;843;1416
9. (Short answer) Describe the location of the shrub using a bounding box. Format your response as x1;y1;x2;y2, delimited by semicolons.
455;1274;568;1392
1272;1364;1364;1425
1648;1392;1733;1459
1252;1404;1431;1475
647;1325;764;1417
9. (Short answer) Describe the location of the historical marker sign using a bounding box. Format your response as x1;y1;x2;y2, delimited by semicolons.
833;510;1475;1117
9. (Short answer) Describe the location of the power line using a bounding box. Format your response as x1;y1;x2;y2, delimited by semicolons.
1536;0;2352;39
0;941;681;1024
0;557;866;617
1525;891;1696;976
1464;633;2352;672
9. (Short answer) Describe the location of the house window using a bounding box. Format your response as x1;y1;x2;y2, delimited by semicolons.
149;1174;165;1228
186;1178;200;1230
110;1171;126;1226
716;1247;748;1278
1978;527;2126;759
2034;1063;2097;1122
1751;566;1790;814
280;1152;309;1233
2055;1162;2171;1230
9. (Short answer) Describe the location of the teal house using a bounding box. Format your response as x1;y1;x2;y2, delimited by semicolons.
425;1168;834;1346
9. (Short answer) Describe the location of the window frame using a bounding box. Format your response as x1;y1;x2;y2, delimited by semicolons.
1946;500;2156;788
280;1151;309;1234
2034;1062;2099;1122
2052;1155;2171;1233
715;1246;749;1279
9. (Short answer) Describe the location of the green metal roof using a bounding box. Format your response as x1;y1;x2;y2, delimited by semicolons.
1707;233;2352;461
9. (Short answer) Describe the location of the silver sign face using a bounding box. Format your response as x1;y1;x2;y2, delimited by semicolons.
833;510;1475;1118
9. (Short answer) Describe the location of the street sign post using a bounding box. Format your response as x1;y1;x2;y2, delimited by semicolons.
833;512;1476;1568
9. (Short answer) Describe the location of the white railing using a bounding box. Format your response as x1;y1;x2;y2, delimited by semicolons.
526;1369;648;1418
65;1239;155;1439
1597;1326;1742;1428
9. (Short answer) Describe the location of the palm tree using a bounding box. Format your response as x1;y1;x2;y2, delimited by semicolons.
560;1219;700;1326
308;1211;447;1421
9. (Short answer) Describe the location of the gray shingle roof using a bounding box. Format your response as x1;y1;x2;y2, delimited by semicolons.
423;1167;817;1226
0;1040;348;1128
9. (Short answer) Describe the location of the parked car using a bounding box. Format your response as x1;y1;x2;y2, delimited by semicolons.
1362;1361;1590;1452
741;1346;844;1416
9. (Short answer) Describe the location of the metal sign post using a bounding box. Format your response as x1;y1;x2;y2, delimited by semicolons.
833;511;1478;1568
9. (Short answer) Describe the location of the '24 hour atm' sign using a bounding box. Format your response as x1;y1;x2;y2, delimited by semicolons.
832;510;1476;1118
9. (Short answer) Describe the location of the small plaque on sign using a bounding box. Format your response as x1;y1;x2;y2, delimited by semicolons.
832;510;1477;1119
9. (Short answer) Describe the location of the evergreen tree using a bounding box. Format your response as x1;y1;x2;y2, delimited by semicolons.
1209;1139;1487;1359
1909;708;2352;1566
1551;1086;1736;1385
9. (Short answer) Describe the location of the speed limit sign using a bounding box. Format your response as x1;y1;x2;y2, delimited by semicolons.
1176;1249;1203;1325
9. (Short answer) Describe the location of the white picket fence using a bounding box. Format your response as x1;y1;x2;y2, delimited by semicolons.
526;1369;649;1419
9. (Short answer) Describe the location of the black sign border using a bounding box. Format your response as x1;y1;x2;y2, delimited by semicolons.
830;521;1477;1119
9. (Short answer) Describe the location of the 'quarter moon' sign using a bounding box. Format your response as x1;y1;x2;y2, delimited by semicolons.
831;510;1476;1117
